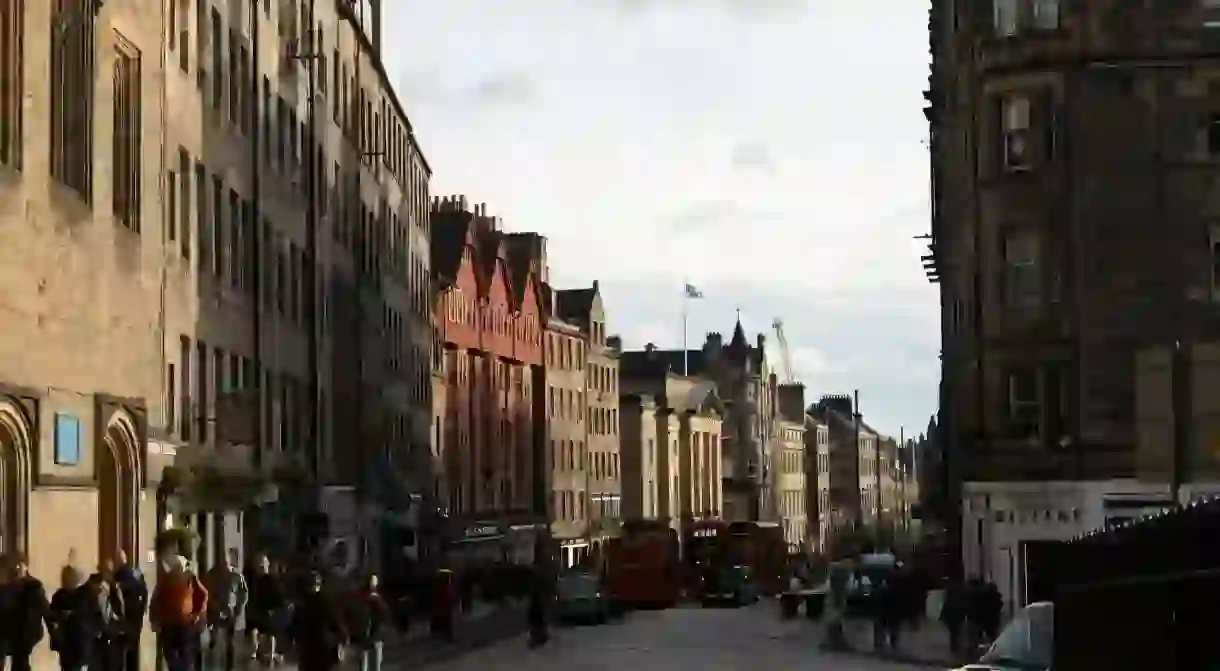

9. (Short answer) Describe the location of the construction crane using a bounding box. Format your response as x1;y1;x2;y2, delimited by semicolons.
772;318;796;384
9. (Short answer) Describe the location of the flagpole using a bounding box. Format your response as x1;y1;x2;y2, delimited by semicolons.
682;281;689;376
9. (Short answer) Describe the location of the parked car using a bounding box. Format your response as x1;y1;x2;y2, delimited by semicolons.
701;565;759;607
952;601;1053;671
555;570;610;624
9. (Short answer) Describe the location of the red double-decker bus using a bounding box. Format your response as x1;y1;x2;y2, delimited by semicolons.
604;519;680;610
683;519;728;595
723;521;787;596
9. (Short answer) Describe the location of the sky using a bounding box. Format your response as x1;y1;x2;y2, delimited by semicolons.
381;0;939;440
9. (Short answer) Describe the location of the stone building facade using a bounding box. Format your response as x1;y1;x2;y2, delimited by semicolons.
160;0;432;569
776;383;807;551
431;196;546;535
928;0;1220;604
543;306;591;567
620;350;725;543
806;395;879;553
554;283;621;546
804;416;830;553
623;322;775;523
619;394;662;522
775;419;806;552
0;1;173;667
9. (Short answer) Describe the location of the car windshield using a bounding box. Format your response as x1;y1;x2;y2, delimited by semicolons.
979;602;1053;670
558;573;599;598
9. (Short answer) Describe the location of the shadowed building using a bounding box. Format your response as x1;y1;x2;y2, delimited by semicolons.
927;0;1220;609
806;395;879;555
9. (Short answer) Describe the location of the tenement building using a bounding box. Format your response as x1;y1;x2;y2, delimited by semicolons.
554;283;622;550
431;196;548;566
543;286;592;568
927;0;1220;610
161;0;432;574
0;1;173;643
775;383;807;552
806;395;879;556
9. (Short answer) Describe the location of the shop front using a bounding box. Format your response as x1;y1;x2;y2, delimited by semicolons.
443;513;549;603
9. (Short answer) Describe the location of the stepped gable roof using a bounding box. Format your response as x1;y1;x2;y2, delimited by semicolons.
430;208;474;291
555;287;596;323
503;236;535;311
472;223;504;297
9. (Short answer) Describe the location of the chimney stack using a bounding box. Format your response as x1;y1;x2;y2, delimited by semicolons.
778;383;805;423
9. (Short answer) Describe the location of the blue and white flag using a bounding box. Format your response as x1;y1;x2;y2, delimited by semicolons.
684;283;704;299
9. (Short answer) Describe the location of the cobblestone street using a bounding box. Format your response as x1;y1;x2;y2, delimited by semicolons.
404;604;943;671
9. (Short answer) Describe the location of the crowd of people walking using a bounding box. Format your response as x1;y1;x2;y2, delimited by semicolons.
0;549;401;671
0;545;558;671
938;576;1004;659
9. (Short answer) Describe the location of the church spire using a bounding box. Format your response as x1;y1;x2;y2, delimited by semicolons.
727;314;749;359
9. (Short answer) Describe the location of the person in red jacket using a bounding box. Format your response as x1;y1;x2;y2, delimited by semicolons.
150;556;207;671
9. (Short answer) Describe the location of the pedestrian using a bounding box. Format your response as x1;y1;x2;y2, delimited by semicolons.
880;570;904;653
940;578;965;658
430;569;455;641
287;571;347;671
4;553;51;671
113;551;148;671
94;560;128;671
982;581;1003;643
204;550;248;671
964;577;988;654
348;573;391;671
246;555;286;666
48;566;101;671
526;559;552;648
871;575;891;653
150;555;208;671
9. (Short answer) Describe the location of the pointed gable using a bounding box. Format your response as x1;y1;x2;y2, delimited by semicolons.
430;197;475;291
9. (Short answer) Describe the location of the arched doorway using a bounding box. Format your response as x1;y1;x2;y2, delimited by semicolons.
0;398;32;556
98;411;139;565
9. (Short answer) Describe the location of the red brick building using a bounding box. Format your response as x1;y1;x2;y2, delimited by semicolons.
431;196;546;535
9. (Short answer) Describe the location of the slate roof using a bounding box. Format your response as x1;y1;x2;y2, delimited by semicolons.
555;287;596;323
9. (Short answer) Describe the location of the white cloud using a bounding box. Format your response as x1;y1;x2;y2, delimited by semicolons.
382;0;938;435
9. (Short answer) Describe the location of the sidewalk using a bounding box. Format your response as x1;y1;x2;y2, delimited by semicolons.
233;598;528;671
382;598;530;669
831;617;960;669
